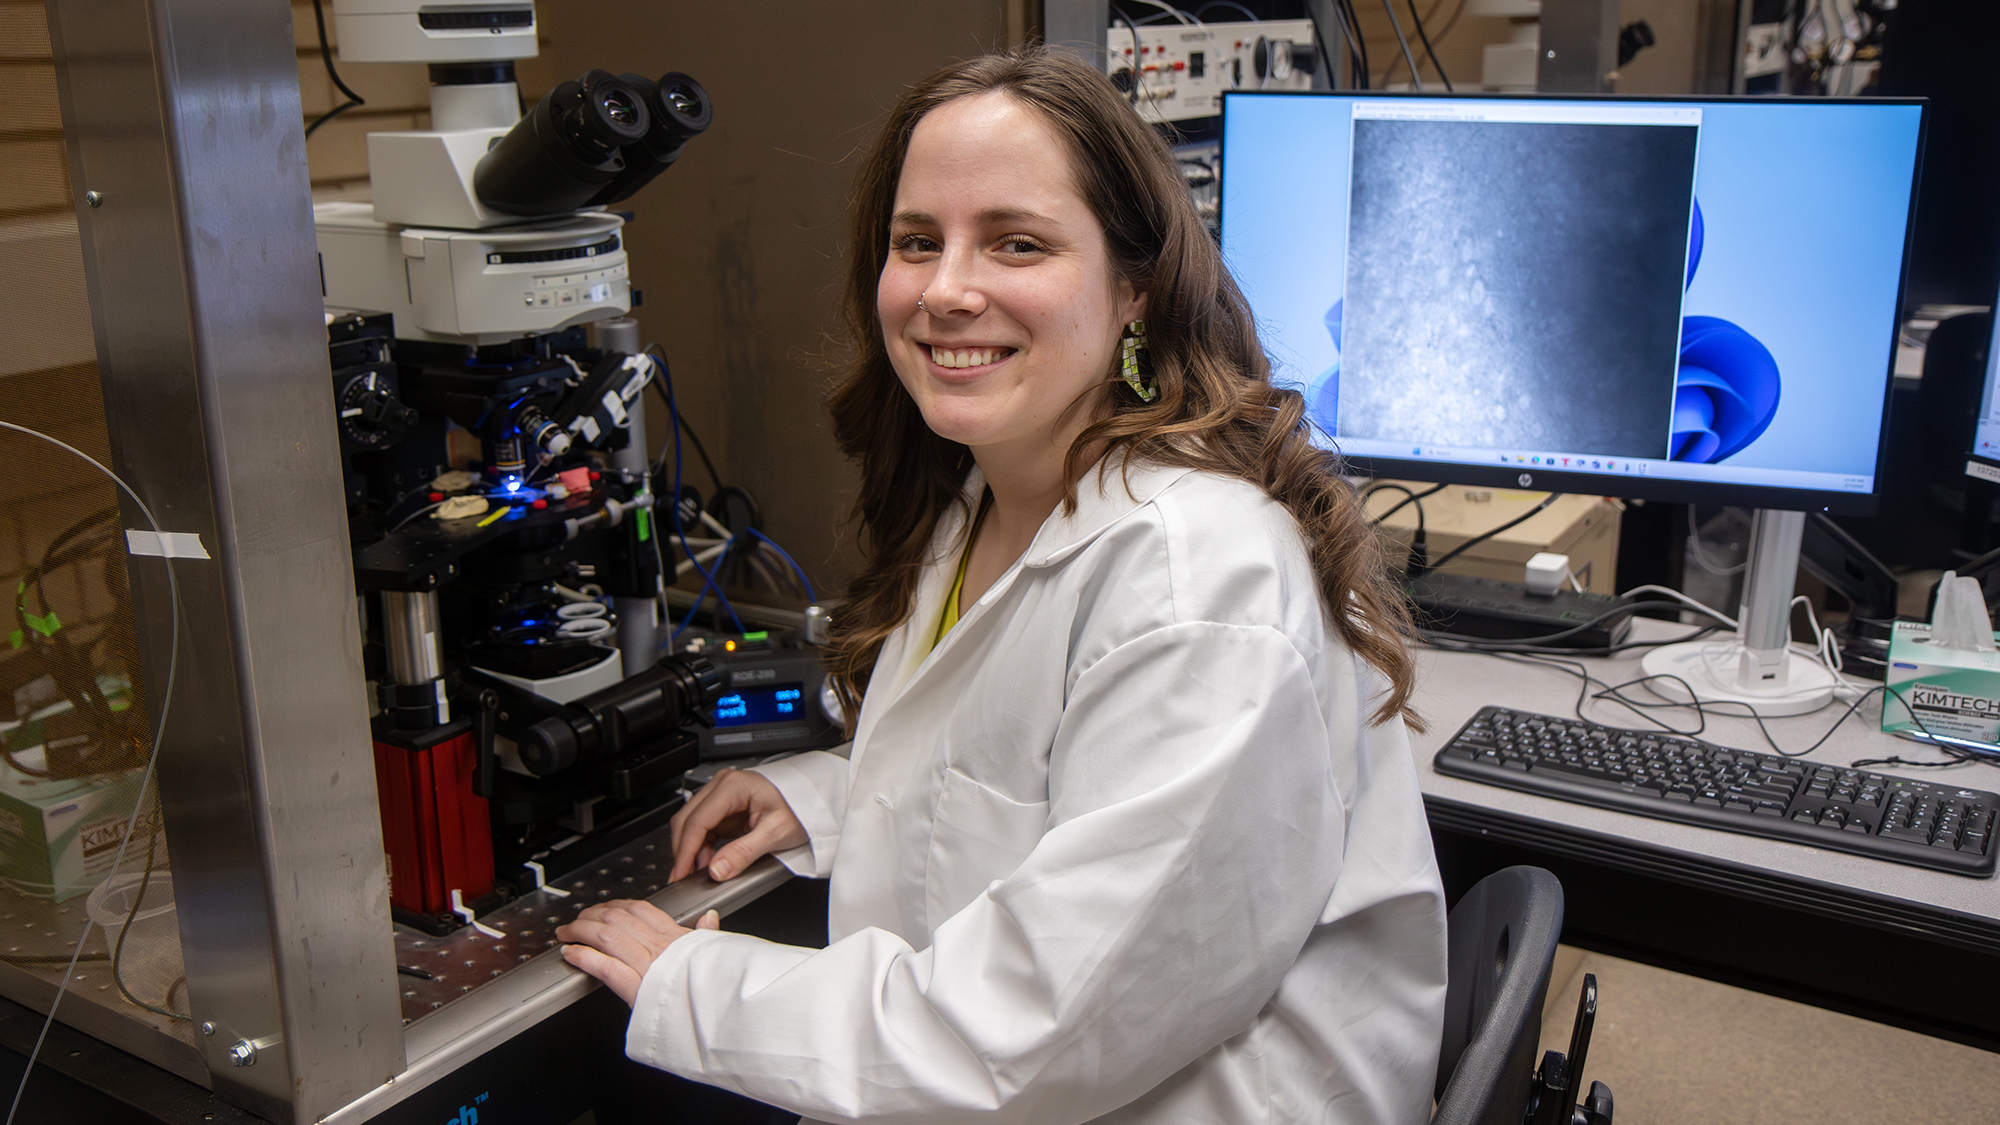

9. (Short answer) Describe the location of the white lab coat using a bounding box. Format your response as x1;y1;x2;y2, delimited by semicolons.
627;458;1448;1124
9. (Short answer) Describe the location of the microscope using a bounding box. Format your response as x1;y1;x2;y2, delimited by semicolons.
310;1;783;934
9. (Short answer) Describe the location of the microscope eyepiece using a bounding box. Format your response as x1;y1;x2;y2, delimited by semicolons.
581;72;712;209
473;70;651;216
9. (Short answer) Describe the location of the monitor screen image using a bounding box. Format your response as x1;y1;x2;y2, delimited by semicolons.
1219;93;1925;513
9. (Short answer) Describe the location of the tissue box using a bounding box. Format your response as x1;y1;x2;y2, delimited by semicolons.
1883;621;2000;746
0;763;147;902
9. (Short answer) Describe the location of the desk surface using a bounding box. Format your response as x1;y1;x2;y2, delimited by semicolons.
1407;618;2000;947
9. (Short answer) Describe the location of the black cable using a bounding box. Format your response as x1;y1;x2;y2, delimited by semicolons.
1337;0;1371;88
1429;0;1471;51
1405;0;1453;90
1424;620;1726;658
109;806;188;1022
1112;11;1148;105
646;375;723;493
1365;482;1438;571
305;0;366;139
1195;0;1259;18
1382;0;1464;87
1308;8;1345;89
1427;492;1561;573
1448;641;1991;771
1378;0;1424;90
1364;481;1444;526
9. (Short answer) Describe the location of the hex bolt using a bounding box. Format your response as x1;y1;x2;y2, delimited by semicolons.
228;1040;256;1067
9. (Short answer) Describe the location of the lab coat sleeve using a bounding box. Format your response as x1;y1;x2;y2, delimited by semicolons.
748;748;849;878
627;622;1351;1124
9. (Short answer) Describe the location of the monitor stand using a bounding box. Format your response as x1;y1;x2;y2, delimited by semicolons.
1640;509;1838;717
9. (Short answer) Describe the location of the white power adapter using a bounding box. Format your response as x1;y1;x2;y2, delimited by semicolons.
1524;552;1571;597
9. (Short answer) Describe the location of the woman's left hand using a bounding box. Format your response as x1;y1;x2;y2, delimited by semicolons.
556;900;720;1006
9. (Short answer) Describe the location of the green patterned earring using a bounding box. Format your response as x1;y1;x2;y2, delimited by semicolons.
1120;319;1156;402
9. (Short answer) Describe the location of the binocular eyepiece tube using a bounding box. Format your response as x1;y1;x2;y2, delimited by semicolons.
474;69;712;217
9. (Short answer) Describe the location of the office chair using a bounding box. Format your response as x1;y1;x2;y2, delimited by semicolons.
1430;866;1612;1125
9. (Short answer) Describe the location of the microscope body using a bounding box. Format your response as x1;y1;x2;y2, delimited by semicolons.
312;0;724;933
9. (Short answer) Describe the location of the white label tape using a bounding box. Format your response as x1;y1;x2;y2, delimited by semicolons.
1967;460;2000;485
125;530;210;559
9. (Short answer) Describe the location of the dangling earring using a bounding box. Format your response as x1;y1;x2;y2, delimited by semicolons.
1120;319;1156;403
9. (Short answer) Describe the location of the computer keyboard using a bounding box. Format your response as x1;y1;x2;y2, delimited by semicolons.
1435;706;1999;876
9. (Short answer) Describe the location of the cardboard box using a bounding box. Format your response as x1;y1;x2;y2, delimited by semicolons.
0;755;146;902
1365;482;1623;593
1883;621;2000;746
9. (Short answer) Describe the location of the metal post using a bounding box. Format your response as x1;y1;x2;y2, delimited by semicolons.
1537;0;1620;92
592;317;662;675
1043;0;1110;69
383;589;450;724
382;591;445;685
1734;508;1805;690
1305;0;1352;89
43;0;405;1119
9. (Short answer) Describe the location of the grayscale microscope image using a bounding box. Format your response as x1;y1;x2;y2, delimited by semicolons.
1337;118;1700;458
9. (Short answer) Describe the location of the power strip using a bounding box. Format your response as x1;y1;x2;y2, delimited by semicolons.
1406;571;1633;649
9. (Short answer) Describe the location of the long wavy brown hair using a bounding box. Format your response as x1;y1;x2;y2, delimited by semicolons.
824;47;1419;729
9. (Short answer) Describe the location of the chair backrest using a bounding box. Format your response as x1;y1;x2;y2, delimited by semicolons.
1431;866;1565;1125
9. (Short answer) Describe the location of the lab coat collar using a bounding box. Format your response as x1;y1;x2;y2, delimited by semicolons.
1022;454;1195;569
853;453;1192;751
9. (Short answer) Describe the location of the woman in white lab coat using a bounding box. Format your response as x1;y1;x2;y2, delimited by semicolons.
557;49;1448;1124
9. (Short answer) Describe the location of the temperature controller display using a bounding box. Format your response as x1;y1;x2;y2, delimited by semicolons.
712;682;805;727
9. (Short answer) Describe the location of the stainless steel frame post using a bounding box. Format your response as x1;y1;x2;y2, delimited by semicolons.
1537;0;1621;93
592;317;662;676
42;0;404;1119
1043;0;1110;68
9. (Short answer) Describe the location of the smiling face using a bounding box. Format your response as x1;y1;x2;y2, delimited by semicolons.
878;92;1145;467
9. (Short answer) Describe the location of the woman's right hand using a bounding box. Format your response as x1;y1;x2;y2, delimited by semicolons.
668;767;809;883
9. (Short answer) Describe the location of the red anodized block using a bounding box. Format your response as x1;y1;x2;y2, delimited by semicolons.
372;729;494;917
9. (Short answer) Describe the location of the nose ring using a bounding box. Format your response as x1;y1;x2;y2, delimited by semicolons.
917;291;929;313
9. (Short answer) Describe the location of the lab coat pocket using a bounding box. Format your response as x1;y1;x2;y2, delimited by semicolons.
924;766;1050;929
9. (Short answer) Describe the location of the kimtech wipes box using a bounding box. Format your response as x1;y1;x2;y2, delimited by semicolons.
0;763;146;902
1884;620;2000;746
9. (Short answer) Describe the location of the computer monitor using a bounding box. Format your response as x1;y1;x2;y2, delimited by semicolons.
1220;91;1926;713
1969;310;2000;480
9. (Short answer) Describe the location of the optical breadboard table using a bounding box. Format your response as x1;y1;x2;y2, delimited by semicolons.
1410;617;2000;1051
